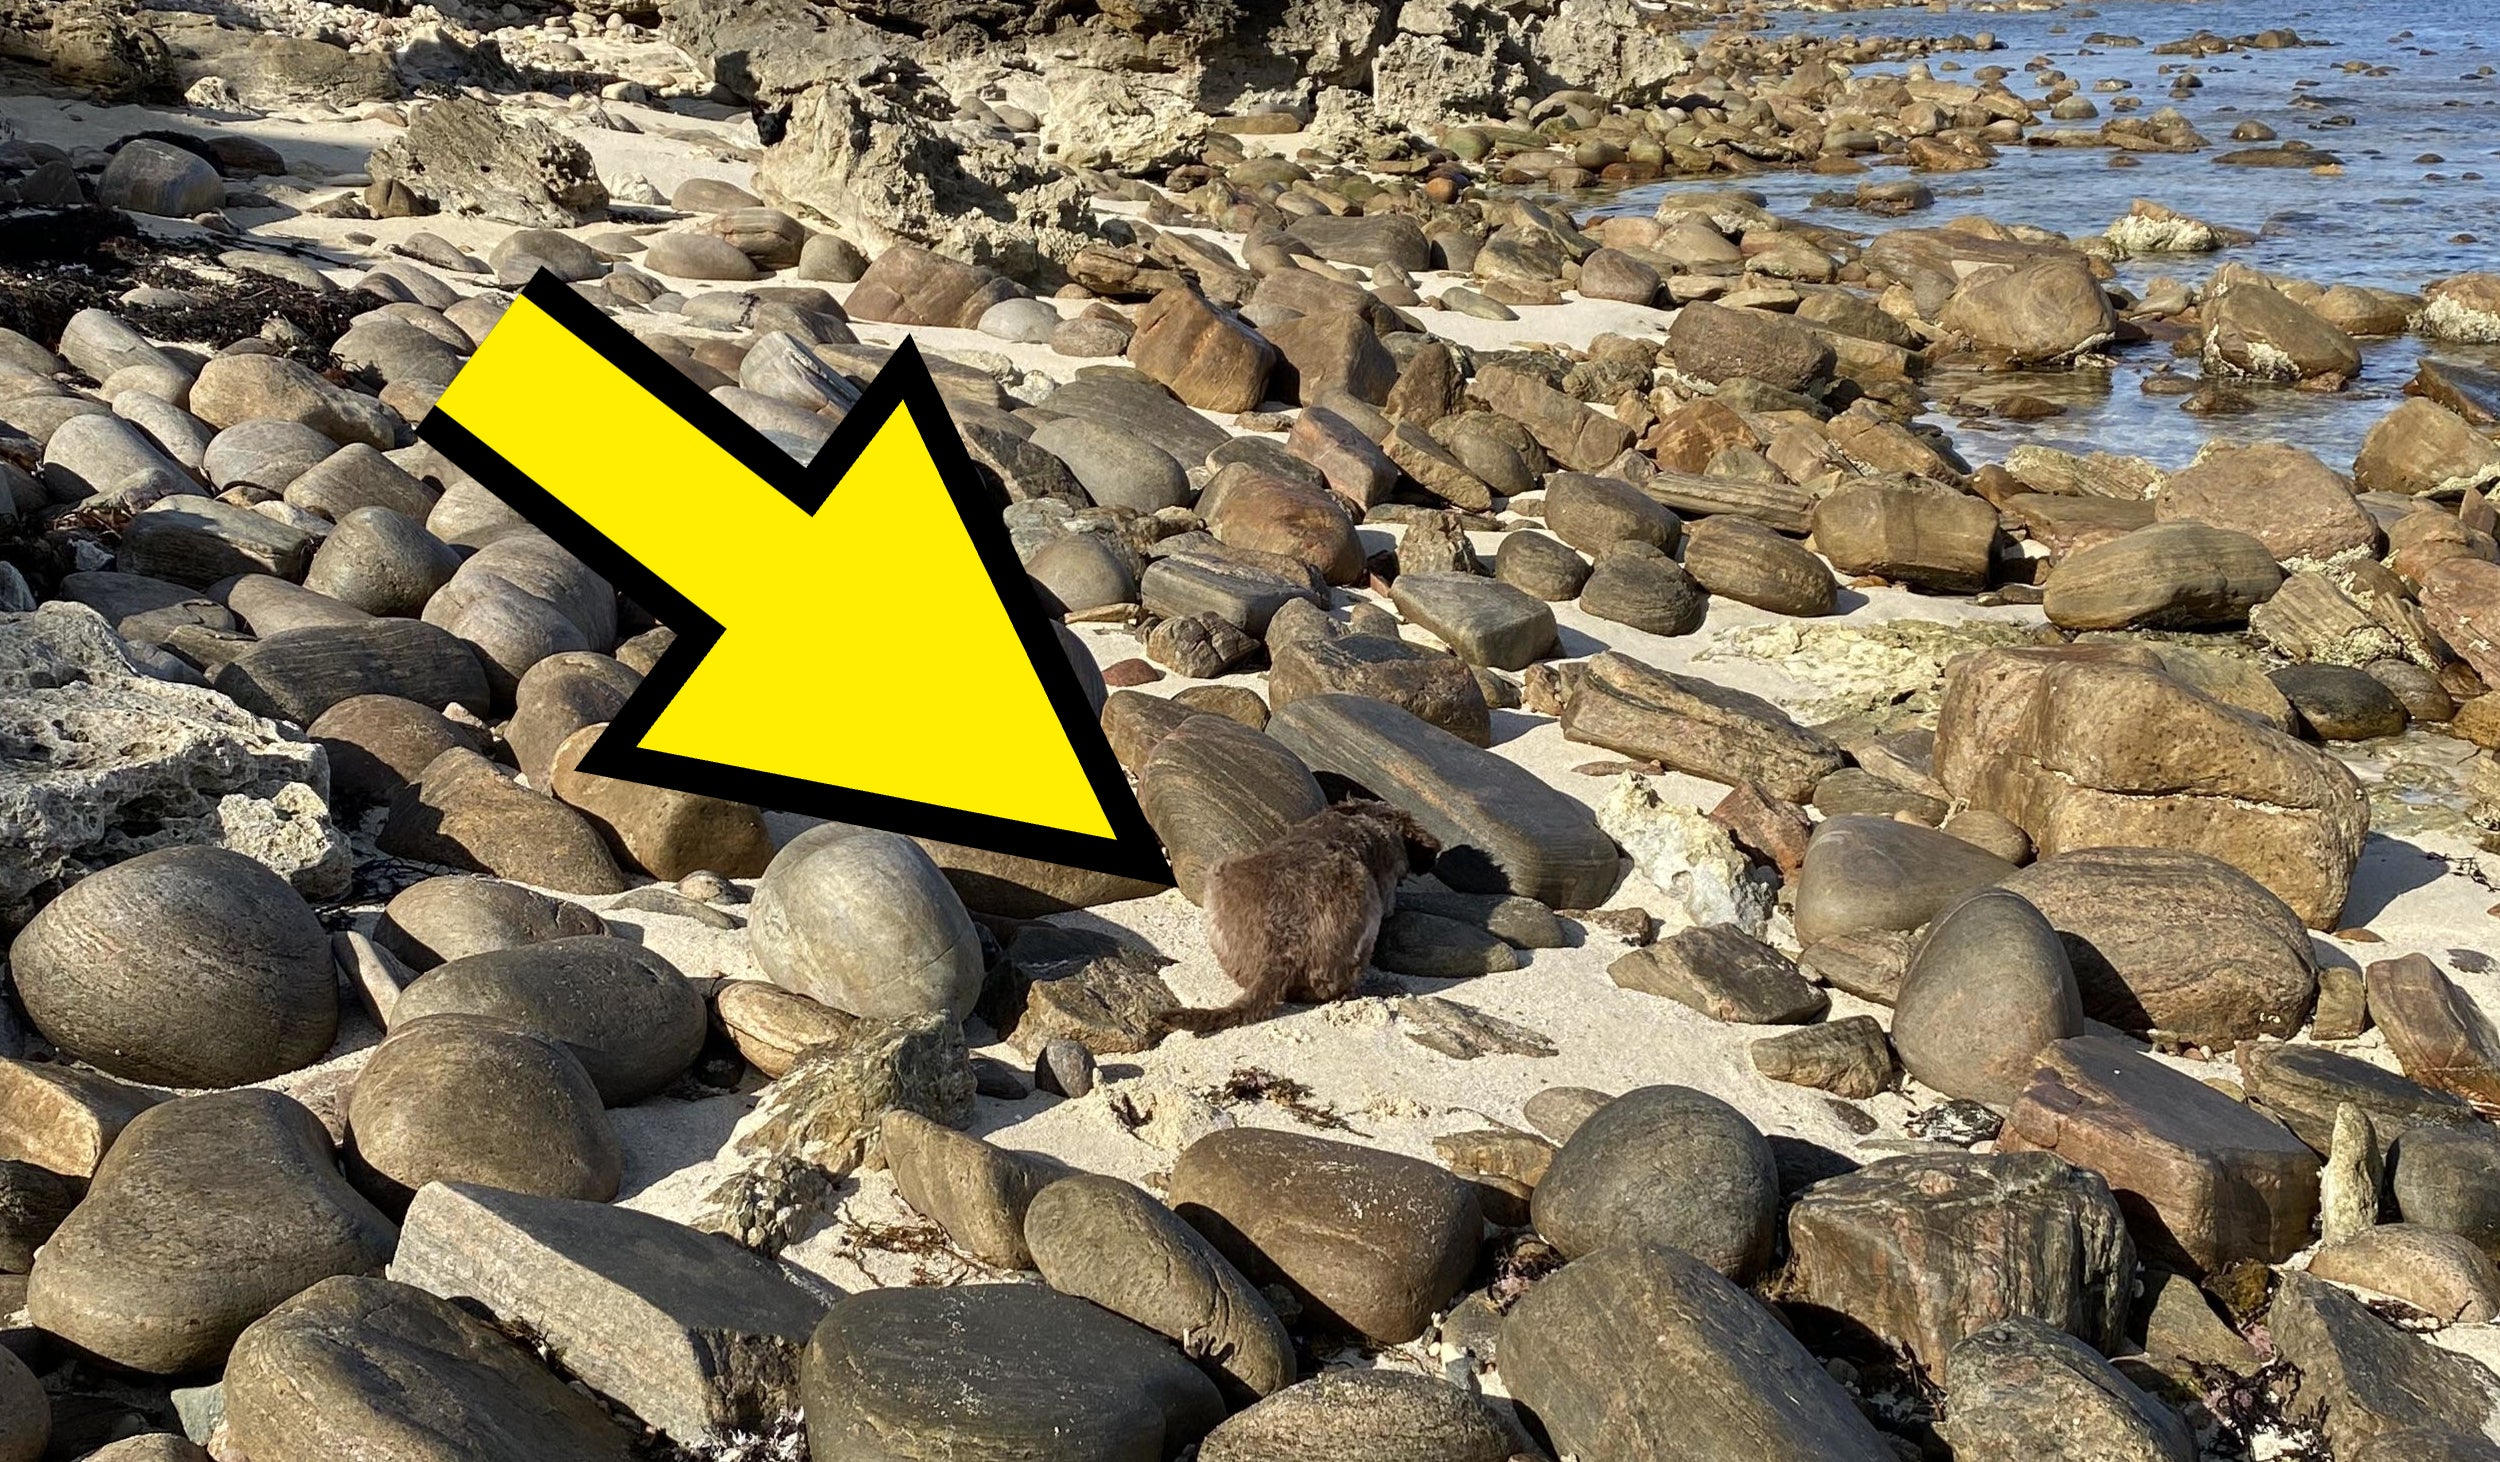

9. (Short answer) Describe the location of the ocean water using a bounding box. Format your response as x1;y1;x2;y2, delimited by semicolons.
1579;0;2500;471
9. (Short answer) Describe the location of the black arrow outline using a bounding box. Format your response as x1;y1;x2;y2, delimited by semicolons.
416;269;1174;888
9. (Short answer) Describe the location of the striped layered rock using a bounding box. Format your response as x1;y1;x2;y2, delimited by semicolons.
1935;645;2366;928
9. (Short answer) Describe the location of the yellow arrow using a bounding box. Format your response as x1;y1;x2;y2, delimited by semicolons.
418;273;1171;885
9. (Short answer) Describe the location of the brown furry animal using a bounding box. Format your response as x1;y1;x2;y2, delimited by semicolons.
1163;800;1439;1033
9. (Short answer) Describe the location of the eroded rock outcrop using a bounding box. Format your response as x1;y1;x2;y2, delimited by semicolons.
0;603;347;930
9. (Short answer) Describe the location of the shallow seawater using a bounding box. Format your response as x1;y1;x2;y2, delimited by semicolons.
1571;0;2500;471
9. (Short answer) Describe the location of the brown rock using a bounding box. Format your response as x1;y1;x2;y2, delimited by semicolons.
2204;279;2361;386
1934;648;2366;929
1135;715;1326;902
1263;310;1395;406
2355;399;2500;498
549;723;774;880
715;981;856;1078
1268;632;1491;747
1610;924;1826;1024
1682;515;1837;616
28;1090;398;1374
2369;953;2500;1109
507;652;641;790
1470;363;1636;472
1168;1127;1479;1345
0;1059;163;1178
843;245;1018;328
1128;288;1277;413
1939;255;2118;363
2309;1223;2500;1323
379;748;629;894
1709;781;1814;876
310;693;488;810
1998;847;2320;1046
1811;481;2000;592
2154;443;2378;563
1666;301;1834;393
1502;1242;1897;1462
2272;1268;2500;1454
1563;650;1844;801
1748;1016;1896;1098
881;1110;1064;1270
2420;558;2500;688
1205;472;1363;585
2001;1035;2321;1274
2044;521;2284;629
1542;472;1683;555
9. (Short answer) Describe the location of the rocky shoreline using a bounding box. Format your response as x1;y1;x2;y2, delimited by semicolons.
5;0;2500;1459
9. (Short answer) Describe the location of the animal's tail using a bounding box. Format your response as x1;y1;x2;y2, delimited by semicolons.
1157;983;1285;1035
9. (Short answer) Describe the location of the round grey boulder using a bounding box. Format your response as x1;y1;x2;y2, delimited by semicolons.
347;1014;622;1210
388;935;704;1104
371;874;607;971
1028;416;1193;511
645;231;762;282
9;845;338;1087
100;139;224;217
1197;1370;1513;1462
750;825;984;1021
1892;887;2083;1108
803;1283;1224;1461
978;297;1061;344
1026;1174;1296;1400
1532;1083;1777;1281
304;506;461;616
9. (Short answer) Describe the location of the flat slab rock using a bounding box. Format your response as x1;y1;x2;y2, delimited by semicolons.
1388;572;1558;671
1140;551;1323;636
1611;923;1827;1025
390;1182;832;1444
1268;692;1618;908
1562;650;1843;802
2235;1039;2479;1161
802;1283;1223;1461
2002;1035;2320;1275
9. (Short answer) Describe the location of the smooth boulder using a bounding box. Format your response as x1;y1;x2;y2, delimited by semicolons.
347;1015;621;1207
225;1276;634;1462
27;1091;398;1374
9;845;337;1087
802;1284;1224;1461
388;936;705;1105
1532;1084;1777;1280
750;824;985;1022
